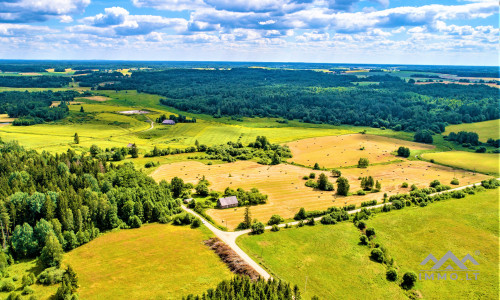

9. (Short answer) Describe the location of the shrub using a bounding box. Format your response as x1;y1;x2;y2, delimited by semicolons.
268;215;285;225
336;177;350;196
1;280;15;292
429;180;441;188
451;191;466;199
296;220;305;227
309;173;316;179
361;200;377;207
294;208;307;220
128;215;142;228
307;217;315;226
392;200;404;210
386;268;398;281
37;267;65;285
331;169;341;177
397;146;410;157
402;272;417;290
190;218;201;228
357;158;369;168
365;227;376;238
370;248;385;263
320;215;336;225
270;225;280;232
251;222;265;235
144;161;155;168
357;221;366;230
359;235;368;245
410;184;418;191
450;178;459;185
22;286;35;295
401;182;408;188
302;175;308;180
356;190;366;196
305;179;318;188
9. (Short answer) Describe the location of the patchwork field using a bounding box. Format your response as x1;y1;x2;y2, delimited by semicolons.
151;160;490;230
287;134;435;168
237;189;499;300
444;119;499;142
422;151;499;175
64;224;233;300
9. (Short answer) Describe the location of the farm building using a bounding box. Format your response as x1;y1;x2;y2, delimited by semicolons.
127;143;135;148
183;198;194;204
217;196;238;209
162;120;176;125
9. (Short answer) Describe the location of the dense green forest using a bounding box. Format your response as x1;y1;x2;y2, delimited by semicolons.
81;68;498;133
0;76;71;88
0;91;77;125
0;140;182;260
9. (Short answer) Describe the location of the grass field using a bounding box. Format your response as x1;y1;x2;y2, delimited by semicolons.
422;151;499;175
237;188;499;299
368;188;499;299
287;134;434;168
444;119;499;142
237;221;407;299
151;160;490;230
63;224;233;300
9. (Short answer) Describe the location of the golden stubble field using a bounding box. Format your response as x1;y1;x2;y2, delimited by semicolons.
286;134;435;168
151;160;490;230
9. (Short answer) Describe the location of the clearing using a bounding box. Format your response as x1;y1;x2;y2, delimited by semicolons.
63;223;233;300
443;119;499;142
422;151;499;175
151;160;490;230
75;96;111;102
287;134;434;168
237;189;499;300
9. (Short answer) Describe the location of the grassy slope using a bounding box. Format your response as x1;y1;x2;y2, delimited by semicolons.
444;119;500;142
238;189;499;300
238;223;407;299
369;188;499;300
63;224;233;300
422;151;499;176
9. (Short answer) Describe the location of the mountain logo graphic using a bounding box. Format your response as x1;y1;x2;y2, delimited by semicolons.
420;251;479;270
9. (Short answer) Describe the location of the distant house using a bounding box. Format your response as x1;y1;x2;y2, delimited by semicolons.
217;196;238;209
183;198;194;204
127;143;134;148
162;120;176;125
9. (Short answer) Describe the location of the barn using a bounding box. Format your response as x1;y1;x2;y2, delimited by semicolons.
162;120;176;125
217;196;238;209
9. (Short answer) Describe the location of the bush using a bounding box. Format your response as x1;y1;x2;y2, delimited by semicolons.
37;267;65;285
357;221;366;230
402;272;417;290
296;220;304;227
309;173;316;179
450;178;459;185
386;268;398;281
267;215;285;225
294;208;307;220
307;217;315;226
365;227;376;238
320;215;337;225
190;218;201;228
429;180;441;188
302;175;308;180
370;248;385;263
357;158;369;168
451;191;466;199
359;235;368;245
331;169;341;177
270;225;280;232
251;222;265;235
22;286;35;295
305;179;318;188
401;182;408;188
128;215;142;228
356;190;366;196
1;280;16;292
392;200;404;210
361;200;377;207
397;146;410;157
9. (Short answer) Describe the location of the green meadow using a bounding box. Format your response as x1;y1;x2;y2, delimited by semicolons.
422;151;499;175
444;119;500;142
238;189;499;300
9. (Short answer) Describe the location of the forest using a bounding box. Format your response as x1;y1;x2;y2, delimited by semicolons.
0;91;77;125
80;68;498;133
0;140;182;262
0;76;71;88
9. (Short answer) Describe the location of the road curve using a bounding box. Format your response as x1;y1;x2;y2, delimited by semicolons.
182;178;498;280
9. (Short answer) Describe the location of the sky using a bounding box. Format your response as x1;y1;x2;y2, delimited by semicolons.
0;0;498;65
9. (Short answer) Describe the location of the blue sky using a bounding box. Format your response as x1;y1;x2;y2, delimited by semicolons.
0;0;498;65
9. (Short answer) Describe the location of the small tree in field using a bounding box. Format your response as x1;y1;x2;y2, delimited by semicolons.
401;272;417;290
268;215;284;225
331;169;341;177
358;158;369;168
336;177;350;196
73;133;79;144
313;163;320;170
244;206;252;229
251;222;265;235
40;233;63;268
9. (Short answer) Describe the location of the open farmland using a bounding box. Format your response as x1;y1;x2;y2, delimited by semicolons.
151;160;490;230
443;119;499;142
237;189;499;300
287;134;435;168
64;224;233;300
422;151;499;175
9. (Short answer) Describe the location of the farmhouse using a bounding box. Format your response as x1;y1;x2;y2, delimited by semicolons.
217;196;238;209
162;120;176;125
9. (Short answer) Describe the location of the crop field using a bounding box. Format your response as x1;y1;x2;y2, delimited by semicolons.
237;188;499;300
0;113;15;122
287;134;435;168
64;224;233;300
237;220;406;299
422;151;499;175
75;95;111;102
368;188;499;299
151;160;490;230
444;119;499;142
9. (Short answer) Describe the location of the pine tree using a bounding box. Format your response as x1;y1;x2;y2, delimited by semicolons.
80;106;84;113
73;133;79;144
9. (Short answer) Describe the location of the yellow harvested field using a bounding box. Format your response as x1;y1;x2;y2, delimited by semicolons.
287;134;434;168
75;96;111;102
151;160;490;230
50;101;84;107
0;114;15;122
